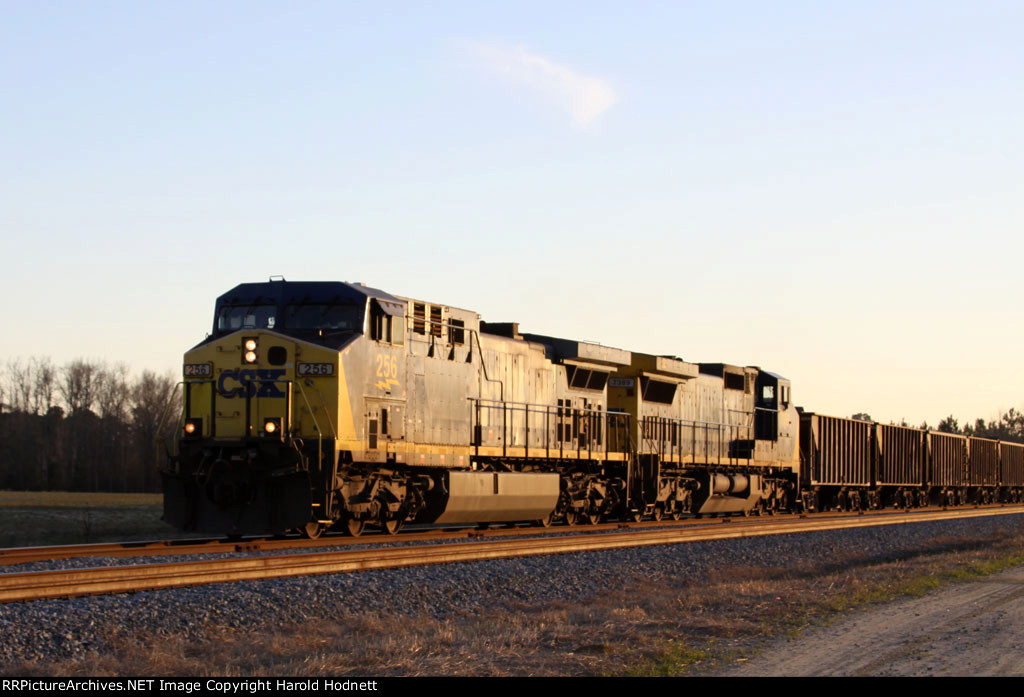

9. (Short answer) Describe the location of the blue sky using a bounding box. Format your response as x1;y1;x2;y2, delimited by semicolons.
2;1;1022;426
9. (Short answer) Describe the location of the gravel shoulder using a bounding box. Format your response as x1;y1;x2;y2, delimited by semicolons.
3;513;1024;676
716;564;1024;677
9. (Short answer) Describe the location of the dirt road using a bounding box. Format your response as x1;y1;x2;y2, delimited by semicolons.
717;565;1024;677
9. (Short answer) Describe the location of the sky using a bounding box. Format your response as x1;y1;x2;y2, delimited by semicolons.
1;1;1022;427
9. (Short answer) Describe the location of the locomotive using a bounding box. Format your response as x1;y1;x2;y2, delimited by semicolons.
160;279;1024;538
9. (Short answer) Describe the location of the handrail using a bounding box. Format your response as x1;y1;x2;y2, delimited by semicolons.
637;412;755;466
471;397;762;465
472;397;612;416
154;381;185;468
304;380;337;440
468;328;504;402
470;397;630;459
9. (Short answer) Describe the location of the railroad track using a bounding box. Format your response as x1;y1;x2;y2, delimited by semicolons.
0;519;651;566
1;505;1021;604
4;502;1021;567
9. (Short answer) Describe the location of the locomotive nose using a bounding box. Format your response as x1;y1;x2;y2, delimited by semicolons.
209;480;250;508
205;457;252;508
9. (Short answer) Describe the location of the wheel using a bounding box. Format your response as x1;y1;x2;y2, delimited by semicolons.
564;509;579;526
302;522;325;540
671;510;683;521
380;517;403;535
585;510;602;525
534;512;554;528
652;505;664;522
343;518;366;537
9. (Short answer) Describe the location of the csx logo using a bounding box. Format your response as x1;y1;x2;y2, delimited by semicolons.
217;369;287;398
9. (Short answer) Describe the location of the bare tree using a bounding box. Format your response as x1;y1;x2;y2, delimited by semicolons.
131;371;180;491
30;357;56;416
5;359;32;413
95;363;132;490
59;359;100;416
96;363;130;421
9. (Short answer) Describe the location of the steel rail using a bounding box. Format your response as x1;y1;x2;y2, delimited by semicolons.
0;523;612;566
1;506;1021;604
2;503;1022;567
0;524;592;566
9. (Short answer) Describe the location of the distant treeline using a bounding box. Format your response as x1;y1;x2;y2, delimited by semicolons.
850;409;1024;444
934;410;1024;443
0;358;180;492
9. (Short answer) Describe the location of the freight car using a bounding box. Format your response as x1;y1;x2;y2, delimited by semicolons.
798;415;1024;511
159;279;1022;537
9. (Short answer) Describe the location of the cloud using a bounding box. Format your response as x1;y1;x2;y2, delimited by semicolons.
470;43;617;127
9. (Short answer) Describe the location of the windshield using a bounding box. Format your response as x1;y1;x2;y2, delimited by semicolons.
284;304;362;331
217;305;277;332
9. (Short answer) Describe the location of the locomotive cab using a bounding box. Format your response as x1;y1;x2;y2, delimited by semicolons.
752;370;798;466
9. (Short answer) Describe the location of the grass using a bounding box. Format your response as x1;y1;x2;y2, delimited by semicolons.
0;491;162;507
4;517;1024;676
944;549;1024;579
624;644;718;677
0;490;181;547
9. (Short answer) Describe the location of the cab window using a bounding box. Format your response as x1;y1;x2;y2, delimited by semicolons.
217;305;277;332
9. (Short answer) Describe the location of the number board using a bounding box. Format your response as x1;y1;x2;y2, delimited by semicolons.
184;363;212;378
298;363;335;376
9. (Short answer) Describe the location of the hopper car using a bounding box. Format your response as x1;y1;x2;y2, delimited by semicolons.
159;280;1024;537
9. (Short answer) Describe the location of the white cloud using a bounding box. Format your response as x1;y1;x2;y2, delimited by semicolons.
470;43;617;127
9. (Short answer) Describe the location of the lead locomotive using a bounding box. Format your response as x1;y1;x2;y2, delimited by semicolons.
161;279;1022;537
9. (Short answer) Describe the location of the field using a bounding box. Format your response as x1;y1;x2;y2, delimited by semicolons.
0;491;184;547
1;497;1022;676
3;492;1024;675
5;524;1024;676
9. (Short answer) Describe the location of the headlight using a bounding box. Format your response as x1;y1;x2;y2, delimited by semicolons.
263;418;282;437
243;337;258;364
184;418;202;437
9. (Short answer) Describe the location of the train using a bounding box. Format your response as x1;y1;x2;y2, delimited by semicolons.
159;279;1024;538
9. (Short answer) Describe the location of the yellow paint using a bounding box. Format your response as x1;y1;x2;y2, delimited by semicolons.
182;331;350;442
336;351;355;441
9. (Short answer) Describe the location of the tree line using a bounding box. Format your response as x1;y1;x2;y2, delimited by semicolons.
850;410;1024;444
0;358;180;492
934;409;1024;443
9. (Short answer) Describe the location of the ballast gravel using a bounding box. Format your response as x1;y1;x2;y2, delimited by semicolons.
1;514;1022;665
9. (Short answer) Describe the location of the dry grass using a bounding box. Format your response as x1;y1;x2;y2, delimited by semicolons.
0;491;162;507
8;528;1024;677
0;490;183;547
